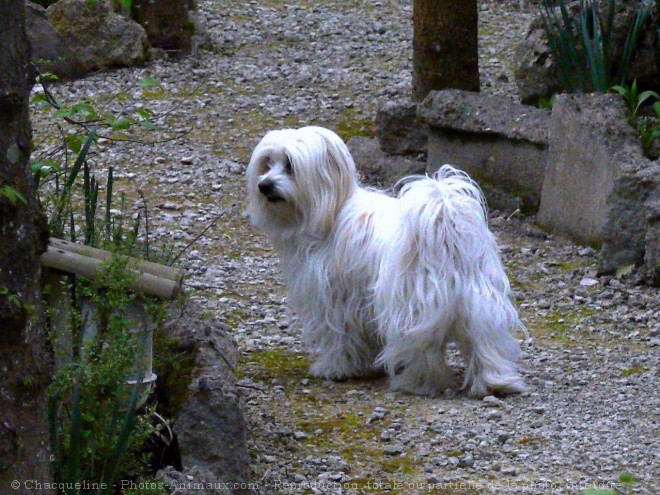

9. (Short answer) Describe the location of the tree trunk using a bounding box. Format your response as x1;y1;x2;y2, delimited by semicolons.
412;0;480;101
0;1;52;492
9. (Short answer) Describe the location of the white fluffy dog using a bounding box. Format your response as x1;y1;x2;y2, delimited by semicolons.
246;126;527;397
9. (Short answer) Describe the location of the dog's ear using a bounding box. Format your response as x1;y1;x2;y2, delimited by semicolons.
295;127;358;236
314;127;357;180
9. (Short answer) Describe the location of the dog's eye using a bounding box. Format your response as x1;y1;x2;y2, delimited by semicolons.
259;158;271;174
284;156;293;175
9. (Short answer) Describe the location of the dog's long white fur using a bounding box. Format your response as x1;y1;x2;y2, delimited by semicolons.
246;126;527;397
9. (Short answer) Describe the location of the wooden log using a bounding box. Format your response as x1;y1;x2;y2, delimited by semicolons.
41;244;183;300
50;237;184;284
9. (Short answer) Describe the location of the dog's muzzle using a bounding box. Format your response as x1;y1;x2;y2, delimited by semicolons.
258;179;283;202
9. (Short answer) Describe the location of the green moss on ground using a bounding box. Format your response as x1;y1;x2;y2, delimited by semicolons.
238;348;311;384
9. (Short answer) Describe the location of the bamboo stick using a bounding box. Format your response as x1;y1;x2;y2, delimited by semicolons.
49;237;184;284
41;244;183;300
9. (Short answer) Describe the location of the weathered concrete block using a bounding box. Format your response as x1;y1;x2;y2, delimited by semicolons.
347;136;426;187
419;89;550;212
538;93;658;280
376;101;428;157
538;95;644;242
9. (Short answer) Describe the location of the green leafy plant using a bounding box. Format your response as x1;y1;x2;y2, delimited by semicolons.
611;80;660;159
114;0;132;14
0;286;22;308
541;0;654;92
539;94;557;110
32;73;184;493
612;79;660;117
31;73;172;256
47;257;164;495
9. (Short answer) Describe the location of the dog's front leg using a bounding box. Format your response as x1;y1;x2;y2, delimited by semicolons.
302;320;378;381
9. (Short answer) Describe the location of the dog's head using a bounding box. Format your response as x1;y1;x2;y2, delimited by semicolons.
246;126;358;238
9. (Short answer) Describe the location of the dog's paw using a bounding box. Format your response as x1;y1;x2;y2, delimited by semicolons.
309;359;360;381
463;376;529;399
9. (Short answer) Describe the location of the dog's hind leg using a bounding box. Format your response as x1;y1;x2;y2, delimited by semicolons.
305;323;379;381
378;325;456;396
457;290;527;398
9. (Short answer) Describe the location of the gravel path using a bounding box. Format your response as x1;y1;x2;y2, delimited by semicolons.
32;1;659;494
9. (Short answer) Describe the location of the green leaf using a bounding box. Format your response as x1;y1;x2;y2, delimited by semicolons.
1;185;27;205
31;159;60;179
635;90;660;114
31;93;48;104
38;71;60;82
71;102;98;121
654;101;660;118
110;117;131;131
139;77;159;90
55;108;73;118
138;120;156;130
610;85;628;96
66;134;85;154
582;490;615;495
136;108;154;119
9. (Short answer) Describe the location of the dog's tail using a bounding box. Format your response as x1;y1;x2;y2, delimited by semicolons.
375;165;527;396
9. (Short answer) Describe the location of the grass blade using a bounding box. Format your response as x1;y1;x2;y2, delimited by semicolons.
52;130;97;233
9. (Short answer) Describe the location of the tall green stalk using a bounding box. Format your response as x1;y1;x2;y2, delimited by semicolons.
541;0;654;93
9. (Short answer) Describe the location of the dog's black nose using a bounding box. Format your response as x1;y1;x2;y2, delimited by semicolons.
258;179;275;196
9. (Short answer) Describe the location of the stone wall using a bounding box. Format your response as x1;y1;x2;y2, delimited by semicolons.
410;89;659;283
418;90;550;212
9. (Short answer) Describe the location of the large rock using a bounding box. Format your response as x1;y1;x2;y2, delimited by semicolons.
643;196;660;285
47;0;149;72
538;93;658;280
514;1;659;105
157;300;251;493
601;164;660;281
26;1;84;81
375;101;428;157
513;15;562;106
347;136;426;187
131;0;196;51
418;89;550;212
